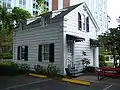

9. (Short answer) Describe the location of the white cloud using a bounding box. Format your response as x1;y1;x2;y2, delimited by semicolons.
107;0;120;28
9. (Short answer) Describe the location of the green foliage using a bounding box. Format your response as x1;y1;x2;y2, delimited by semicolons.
98;28;120;67
34;64;60;77
0;53;12;59
46;63;60;77
34;64;46;74
0;6;31;59
36;0;48;14
0;61;19;75
19;63;30;74
99;54;107;67
12;7;32;26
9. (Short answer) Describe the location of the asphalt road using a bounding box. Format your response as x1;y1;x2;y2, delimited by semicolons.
1;76;120;90
2;79;109;90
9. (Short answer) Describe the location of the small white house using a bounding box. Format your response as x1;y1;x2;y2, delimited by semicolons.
13;3;100;75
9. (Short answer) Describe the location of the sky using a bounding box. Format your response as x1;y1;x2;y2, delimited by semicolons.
107;0;120;28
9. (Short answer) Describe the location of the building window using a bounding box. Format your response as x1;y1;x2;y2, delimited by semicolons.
43;44;49;60
33;11;35;15
46;1;49;6
38;43;54;62
33;3;35;8
23;0;26;5
19;0;22;4
82;14;85;31
17;46;28;61
78;12;82;30
86;17;89;32
7;3;11;9
36;5;38;9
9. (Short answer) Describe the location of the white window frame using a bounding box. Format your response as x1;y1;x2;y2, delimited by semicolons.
82;14;86;31
42;44;49;61
19;46;25;60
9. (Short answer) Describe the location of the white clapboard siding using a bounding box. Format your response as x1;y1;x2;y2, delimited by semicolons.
63;4;98;70
13;22;62;70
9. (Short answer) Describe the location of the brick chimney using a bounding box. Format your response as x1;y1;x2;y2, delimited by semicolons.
52;0;58;10
63;0;70;8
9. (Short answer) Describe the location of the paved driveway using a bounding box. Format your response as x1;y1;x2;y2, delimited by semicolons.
1;75;120;90
0;75;48;90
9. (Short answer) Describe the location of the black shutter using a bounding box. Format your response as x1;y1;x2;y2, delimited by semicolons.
17;46;20;60
38;45;42;62
86;17;89;32
78;12;82;30
24;46;28;61
49;43;54;62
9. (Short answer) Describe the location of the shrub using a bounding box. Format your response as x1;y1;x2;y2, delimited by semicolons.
0;61;19;75
46;63;60;77
0;53;12;59
34;64;45;74
99;54;107;67
84;66;95;73
19;63;30;74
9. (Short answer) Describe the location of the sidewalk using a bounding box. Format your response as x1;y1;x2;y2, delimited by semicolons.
73;74;120;85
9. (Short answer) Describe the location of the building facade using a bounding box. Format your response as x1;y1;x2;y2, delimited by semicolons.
0;0;49;16
13;3;99;75
48;0;108;35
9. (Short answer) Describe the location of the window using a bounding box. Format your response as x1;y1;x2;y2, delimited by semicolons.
86;17;89;32
46;1;49;6
36;5;38;9
43;44;49;60
17;46;28;61
78;12;82;30
33;3;35;8
23;0;26;5
82;14;85;31
7;3;11;9
19;0;22;4
38;43;54;62
33;11;35;15
44;16;50;25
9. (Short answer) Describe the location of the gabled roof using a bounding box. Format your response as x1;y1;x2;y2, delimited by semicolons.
18;2;99;31
52;3;83;20
27;3;83;26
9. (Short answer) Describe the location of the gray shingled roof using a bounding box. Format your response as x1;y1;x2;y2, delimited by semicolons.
27;3;83;26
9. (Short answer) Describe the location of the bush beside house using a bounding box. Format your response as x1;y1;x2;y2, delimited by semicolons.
0;61;18;75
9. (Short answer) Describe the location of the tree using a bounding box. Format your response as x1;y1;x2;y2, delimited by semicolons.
0;6;31;60
99;28;120;67
36;0;48;14
12;7;31;27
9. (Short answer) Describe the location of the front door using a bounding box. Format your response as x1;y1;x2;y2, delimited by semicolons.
67;41;74;67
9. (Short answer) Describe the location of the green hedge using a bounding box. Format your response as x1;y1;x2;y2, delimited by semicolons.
0;61;19;75
0;53;12;59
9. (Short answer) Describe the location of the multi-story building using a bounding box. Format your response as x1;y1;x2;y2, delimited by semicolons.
48;0;108;35
0;0;49;16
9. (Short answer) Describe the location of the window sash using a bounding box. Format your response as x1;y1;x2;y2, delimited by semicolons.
42;44;49;61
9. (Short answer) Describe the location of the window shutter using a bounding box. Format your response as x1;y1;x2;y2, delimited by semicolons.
38;45;42;62
24;46;28;61
78;12;82;30
17;46;20;60
86;17;89;32
49;43;54;62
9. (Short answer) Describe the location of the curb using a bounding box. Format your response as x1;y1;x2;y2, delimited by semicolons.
62;78;91;86
29;73;47;79
29;73;90;86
